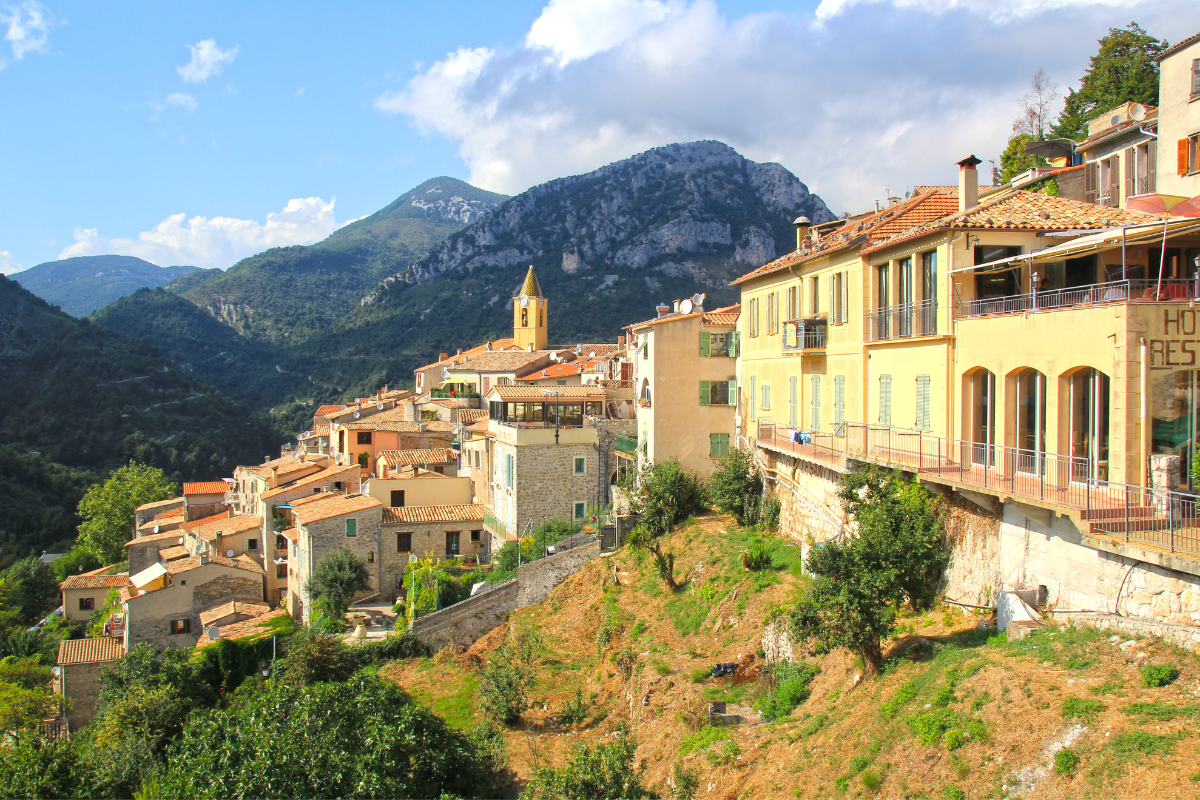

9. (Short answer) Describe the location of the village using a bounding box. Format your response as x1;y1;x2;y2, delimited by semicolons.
49;32;1200;740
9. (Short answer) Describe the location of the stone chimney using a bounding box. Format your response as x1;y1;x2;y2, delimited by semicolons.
957;155;982;213
656;302;671;317
439;352;448;361
617;335;626;348
793;216;811;250
673;299;681;313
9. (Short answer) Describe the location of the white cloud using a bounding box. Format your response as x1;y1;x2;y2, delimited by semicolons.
814;0;1143;23
0;0;53;68
177;38;237;83
58;197;339;271
375;0;1190;213
0;250;22;275
166;92;197;111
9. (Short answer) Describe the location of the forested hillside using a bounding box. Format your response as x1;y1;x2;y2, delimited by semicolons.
11;255;209;317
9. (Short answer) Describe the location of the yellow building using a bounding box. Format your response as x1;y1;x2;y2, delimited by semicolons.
513;265;548;351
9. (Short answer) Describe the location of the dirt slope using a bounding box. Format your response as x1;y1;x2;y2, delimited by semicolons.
384;513;1200;799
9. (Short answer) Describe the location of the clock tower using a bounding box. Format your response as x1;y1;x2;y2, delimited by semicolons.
513;265;548;351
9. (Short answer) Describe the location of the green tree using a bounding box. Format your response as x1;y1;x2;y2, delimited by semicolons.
305;548;372;629
154;673;494;799
623;458;707;553
790;468;946;675
1;556;59;626
521;725;651;800
0;737;92;799
709;447;763;526
76;463;176;564
0;681;56;745
999;133;1041;184
478;629;540;725
276;628;359;685
1051;23;1164;141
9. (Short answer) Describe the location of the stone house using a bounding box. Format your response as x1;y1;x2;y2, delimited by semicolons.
133;496;184;530
181;481;231;521
198;599;272;631
231;454;329;516
56;638;123;732
59;568;130;623
122;554;265;650
284;493;383;625
380;504;489;599
125;529;188;576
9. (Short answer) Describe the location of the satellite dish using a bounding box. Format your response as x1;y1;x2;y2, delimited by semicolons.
226;549;235;558
153;525;160;534
207;626;221;641
1110;113;1123;127
353;411;360;419
1130;103;1147;122
377;403;384;411
177;537;183;545
692;293;705;308
679;298;694;314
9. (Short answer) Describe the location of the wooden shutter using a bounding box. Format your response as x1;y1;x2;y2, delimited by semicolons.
1180;139;1190;176
810;376;821;431
1193;58;1200;94
1148;140;1157;192
700;332;710;357
1124;147;1135;200
729;331;739;357
789;376;798;427
1108;156;1120;206
916;375;931;430
727;378;736;407
829;275;835;320
1084;161;1098;203
879;375;892;425
834;375;845;424
750;376;756;419
762;384;770;410
840;272;849;324
699;380;710;406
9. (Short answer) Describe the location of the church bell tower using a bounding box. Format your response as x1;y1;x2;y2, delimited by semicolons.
513;265;548;351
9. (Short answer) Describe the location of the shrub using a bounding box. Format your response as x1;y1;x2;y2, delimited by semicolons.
277;629;360;685
521;725;650;799
941;786;965;800
881;682;917;718
707;740;740;766
756;660;820;720
860;767;883;792
479;630;540;725
1061;696;1105;721
1054;747;1080;775
352;631;430;666
1140;663;1180;688
690;667;710;683
305;548;372;627
943;728;965;750
932;684;955;708
670;763;699;800
709;448;763;526
742;539;774;571
655;551;678;589
623;458;707;550
679;725;729;755
560;687;588;725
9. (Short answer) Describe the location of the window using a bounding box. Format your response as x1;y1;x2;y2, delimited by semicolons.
357;452;369;468
397;532;412;552
699;380;734;406
357;432;372;445
276;564;287;579
701;331;732;357
1127;142;1157;196
170;618;192;635
334;481;343;491
829;272;848;323
766;292;774;334
1179;134;1200;176
709;433;730;458
788;376;798;427
446;531;460;554
557;380;567;385
1192;58;1200;98
79;597;94;611
368;551;374;563
834;376;846;424
761;383;771;410
574;457;586;474
574;502;586;519
879;374;893;425
471;530;482;542
505;453;514;488
916;375;931;430
973;246;1021;298
748;297;759;337
810;375;821;431
391;489;405;507
921;250;937;303
750;376;757;420
474;451;481;470
345;518;357;538
245;538;259;551
810;276;820;315
276;535;287;550
786;285;798;321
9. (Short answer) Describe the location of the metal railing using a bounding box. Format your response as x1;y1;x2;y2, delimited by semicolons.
864;299;937;341
614;434;639;453
431;389;479;399
495;418;596;429
600;379;634;389
755;418;1200;557
483;509;510;541
781;320;826;351
957;278;1200;318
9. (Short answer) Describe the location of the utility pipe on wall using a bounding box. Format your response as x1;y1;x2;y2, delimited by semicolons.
1141;337;1150;489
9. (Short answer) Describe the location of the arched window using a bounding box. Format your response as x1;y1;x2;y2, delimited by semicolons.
1064;368;1110;482
640;378;652;406
965;368;996;466
1013;368;1047;474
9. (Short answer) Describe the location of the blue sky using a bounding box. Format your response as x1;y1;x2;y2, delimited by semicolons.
1;0;1197;274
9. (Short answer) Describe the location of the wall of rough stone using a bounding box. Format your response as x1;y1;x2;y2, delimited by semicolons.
494;439;599;533
941;492;1002;606
760;450;845;548
412;580;519;650
378;521;489;602
515;541;601;607
297;506;383;623
193;575;263;608
1057;612;1200;651
60;660;115;732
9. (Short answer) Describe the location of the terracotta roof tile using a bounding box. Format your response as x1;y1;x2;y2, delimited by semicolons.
428;398;470;408
458;409;488;424
449;351;551;372
382;504;486;524
299;425;330;439
183;481;229;495
315;405;345;416
701;304;741;327
415;338;520;372
195;608;288;646
378;449;457;467
260;465;359;500
134;497;184;514
291;494;382;526
126;529;187;547
187;514;264;543
57;638;123;666
158;546;189;561
523;357;607;380
164;553;264;575
485;385;606;400
199;599;272;628
60;573;130;590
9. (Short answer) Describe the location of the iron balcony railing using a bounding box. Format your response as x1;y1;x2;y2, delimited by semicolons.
957;278;1200;318
864;299;937;341
495;418;596;429
483;509;510;541
431;389;479;399
781;319;826;351
755;418;1200;557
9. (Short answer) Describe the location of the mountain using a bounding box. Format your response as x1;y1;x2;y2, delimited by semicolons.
11;255;210;317
334;140;834;364
179;177;510;343
0;274;285;557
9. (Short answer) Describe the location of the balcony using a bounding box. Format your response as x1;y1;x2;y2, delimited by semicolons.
781;319;826;353
431;389;479;399
614;434;639;453
957;279;1200;318
483;509;511;541
865;299;937;341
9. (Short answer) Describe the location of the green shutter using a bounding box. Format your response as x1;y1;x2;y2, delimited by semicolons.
345;518;357;538
728;378;736;407
700;332;711;357
834;376;846;424
710;433;730;458
788;376;798;427
762;383;770;410
880;375;892;425
729;331;739;357
840;272;849;324
916;374;931;430
699;380;710;406
811;376;821;431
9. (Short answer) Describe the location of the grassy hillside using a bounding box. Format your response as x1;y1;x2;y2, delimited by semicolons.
11;254;208;317
384;514;1200;799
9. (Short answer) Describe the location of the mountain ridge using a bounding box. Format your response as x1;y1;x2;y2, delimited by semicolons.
12;255;209;317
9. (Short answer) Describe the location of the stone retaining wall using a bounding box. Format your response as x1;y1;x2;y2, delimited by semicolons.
1055;611;1200;652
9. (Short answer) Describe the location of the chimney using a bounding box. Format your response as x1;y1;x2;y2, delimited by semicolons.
485;342;492;351
793;216;811;250
527;343;534;352
673;299;681;313
656;302;671;317
617;335;626;348
199;553;209;565
957;155;982;212
439;352;448;361
456;349;462;356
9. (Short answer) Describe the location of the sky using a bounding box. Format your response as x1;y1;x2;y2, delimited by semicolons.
1;0;1197;275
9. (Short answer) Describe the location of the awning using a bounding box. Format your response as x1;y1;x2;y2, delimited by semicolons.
129;562;168;589
1026;219;1200;265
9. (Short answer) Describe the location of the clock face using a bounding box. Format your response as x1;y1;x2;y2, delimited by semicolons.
520;296;530;307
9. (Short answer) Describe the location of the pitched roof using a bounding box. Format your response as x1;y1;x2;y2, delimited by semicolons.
1156;30;1200;62
195;608;288;647
378;449;457;467
386;465;451;479
458;409;488;424
428;398;470;408
520;265;542;296
291;493;382;526
248;456;322;480
414;338;519;372
701;304;741;327
525;357;606;379
260;465;360;500
341;407;413;431
158;546;189;561
164;553;264;575
187;514;264;543
465;420;492;435
449;351;550;373
183;481;229;496
548;343;623;356
315;404;344;416
60;572;130;590
199;599;272;628
382;504;487;524
298;425;330;439
57;638;123;666
860;190;1156;254
126;529;187;547
486;384;606;400
134;497;184;514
